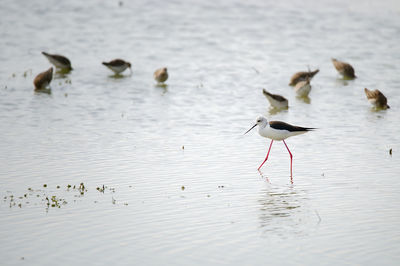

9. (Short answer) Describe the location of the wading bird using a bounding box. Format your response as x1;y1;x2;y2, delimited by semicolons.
154;67;168;83
102;59;131;74
364;88;390;109
42;52;72;71
33;67;53;91
332;58;356;79
294;79;311;97
289;69;319;86
245;116;314;177
262;89;288;109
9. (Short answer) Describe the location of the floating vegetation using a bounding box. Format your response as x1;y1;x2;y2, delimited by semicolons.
96;185;105;193
2;182;126;211
78;182;86;195
97;185;115;193
46;196;67;208
23;69;32;78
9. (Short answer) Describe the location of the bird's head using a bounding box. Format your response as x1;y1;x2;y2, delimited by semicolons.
245;116;268;135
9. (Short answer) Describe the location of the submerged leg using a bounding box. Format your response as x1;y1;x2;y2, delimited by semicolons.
258;140;274;170
282;140;293;177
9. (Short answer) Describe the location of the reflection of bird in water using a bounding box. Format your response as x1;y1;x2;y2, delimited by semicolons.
364;88;390;110
245;116;314;179
33;67;53;91
102;59;132;74
331;58;356;79
154;67;168;83
258;170;271;183
262;89;288;109
257;187;315;238
294;79;311;97
289;69;319;86
42;52;72;71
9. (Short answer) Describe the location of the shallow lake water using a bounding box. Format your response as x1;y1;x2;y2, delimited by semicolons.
1;0;400;265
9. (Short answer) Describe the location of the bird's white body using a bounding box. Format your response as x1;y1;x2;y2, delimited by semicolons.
44;55;66;69
106;65;129;74
264;94;288;109
294;80;311;97
256;119;308;141
367;98;377;106
258;125;307;140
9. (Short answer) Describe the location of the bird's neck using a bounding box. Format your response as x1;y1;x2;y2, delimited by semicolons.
258;122;269;132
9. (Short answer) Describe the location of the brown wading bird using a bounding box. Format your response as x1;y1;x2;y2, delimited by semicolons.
33;67;53;91
42;52;72;70
102;59;132;74
364;88;390;109
294;79;311;97
154;67;168;83
262;89;288;109
331;58;356;79
289;69;319;86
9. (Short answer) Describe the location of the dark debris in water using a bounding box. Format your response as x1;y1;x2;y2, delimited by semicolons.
2;182;128;211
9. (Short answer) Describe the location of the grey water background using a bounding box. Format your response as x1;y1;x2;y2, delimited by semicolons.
1;0;400;265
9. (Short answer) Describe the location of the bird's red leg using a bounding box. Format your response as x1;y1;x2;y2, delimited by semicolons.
258;140;273;170
282;140;293;177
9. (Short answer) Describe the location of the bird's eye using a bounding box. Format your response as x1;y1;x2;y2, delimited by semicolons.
257;120;261;123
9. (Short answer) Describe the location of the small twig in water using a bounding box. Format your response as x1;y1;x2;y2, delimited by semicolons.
315;210;322;224
252;67;260;74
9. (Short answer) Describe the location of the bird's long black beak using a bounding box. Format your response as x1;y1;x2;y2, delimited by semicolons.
244;124;257;135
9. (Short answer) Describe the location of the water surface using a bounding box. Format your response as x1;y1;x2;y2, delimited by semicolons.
1;0;400;265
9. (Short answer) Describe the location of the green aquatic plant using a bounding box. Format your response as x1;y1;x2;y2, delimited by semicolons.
96;185;105;193
3;182;124;210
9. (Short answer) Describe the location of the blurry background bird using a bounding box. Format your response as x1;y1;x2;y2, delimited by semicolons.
332;58;356;79
154;67;168;83
42;52;72;71
102;59;132;75
364;88;390;109
33;67;53;91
